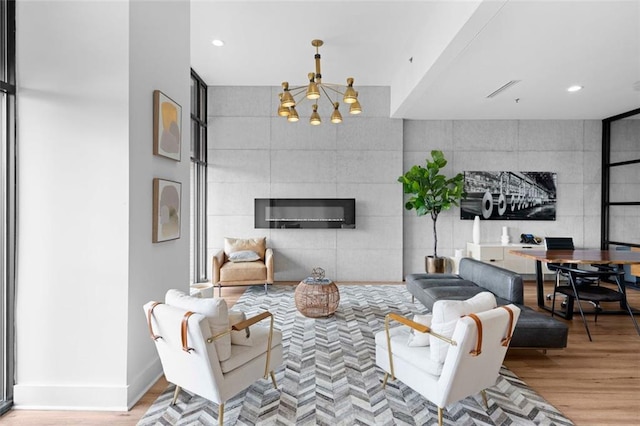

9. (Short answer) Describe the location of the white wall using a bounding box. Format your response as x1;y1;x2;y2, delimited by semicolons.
127;0;191;408
208;86;404;281
15;0;190;410
403;119;602;275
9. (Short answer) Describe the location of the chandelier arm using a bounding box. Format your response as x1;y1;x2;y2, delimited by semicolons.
289;86;307;96
321;84;347;96
320;86;336;108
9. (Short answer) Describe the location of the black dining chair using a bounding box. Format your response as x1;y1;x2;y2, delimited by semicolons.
544;237;578;304
551;265;640;341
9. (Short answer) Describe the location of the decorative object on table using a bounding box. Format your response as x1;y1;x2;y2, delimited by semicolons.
276;39;362;126
311;267;325;281
398;150;466;273
153;90;182;161
472;215;481;244
152;178;181;243
460;171;557;220
501;226;510;245
452;249;464;274
294;277;340;318
138;285;572;426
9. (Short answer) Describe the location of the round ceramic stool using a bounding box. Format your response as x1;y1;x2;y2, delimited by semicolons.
294;278;340;318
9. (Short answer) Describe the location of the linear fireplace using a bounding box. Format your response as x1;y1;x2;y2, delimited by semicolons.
255;198;356;229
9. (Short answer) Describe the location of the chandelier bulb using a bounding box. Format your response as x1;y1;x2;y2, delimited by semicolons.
331;102;343;124
287;106;299;122
310;104;321;125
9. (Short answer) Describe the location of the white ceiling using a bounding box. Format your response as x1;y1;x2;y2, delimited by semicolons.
190;0;640;120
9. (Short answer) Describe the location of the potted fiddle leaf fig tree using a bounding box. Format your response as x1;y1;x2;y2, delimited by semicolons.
398;150;466;273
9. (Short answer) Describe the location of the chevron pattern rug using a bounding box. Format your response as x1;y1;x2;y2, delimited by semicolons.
138;284;573;426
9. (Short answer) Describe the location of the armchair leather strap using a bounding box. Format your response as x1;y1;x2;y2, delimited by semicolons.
466;313;483;356
181;311;196;353
147;302;163;341
499;306;515;347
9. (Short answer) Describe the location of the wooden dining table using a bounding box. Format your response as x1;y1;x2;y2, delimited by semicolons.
509;249;640;316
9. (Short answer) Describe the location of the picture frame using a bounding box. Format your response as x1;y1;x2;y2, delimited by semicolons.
153;178;182;243
460;171;557;221
153;90;182;161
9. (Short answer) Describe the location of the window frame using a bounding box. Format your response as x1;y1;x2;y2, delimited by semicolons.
190;69;208;283
0;0;16;415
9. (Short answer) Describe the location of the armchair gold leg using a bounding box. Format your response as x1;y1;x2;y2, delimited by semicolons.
171;385;181;405
481;389;489;409
438;407;443;426
270;370;278;389
381;372;389;389
218;402;224;426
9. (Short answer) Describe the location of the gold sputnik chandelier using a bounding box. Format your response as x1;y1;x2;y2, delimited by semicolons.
277;39;362;125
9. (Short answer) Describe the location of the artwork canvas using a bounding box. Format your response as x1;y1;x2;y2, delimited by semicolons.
153;90;182;161
153;178;181;242
460;171;557;221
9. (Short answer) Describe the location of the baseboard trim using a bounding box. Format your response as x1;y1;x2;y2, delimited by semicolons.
13;358;163;411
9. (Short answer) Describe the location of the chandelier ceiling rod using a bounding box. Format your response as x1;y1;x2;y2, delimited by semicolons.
277;39;362;125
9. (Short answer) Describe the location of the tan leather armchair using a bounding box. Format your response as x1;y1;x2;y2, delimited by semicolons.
212;237;274;296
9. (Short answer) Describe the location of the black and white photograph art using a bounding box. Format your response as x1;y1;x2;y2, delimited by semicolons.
461;171;557;221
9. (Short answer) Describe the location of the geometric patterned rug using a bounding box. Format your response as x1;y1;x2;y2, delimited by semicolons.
137;284;574;426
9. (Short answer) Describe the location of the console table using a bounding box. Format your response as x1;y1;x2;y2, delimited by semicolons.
466;242;550;274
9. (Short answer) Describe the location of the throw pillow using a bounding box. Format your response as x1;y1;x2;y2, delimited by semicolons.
228;250;260;263
229;310;254;346
165;289;232;361
407;314;432;347
430;292;497;364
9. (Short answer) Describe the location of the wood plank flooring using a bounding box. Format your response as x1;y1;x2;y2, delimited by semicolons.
3;281;640;425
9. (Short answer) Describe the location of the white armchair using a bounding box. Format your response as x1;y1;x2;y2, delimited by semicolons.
375;304;520;426
143;289;283;425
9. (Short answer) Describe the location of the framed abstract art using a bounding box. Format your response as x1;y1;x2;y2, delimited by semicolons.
153;178;181;243
153;90;182;161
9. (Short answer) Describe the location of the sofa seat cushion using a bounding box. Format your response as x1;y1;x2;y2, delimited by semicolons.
510;305;569;348
412;286;486;310
220;260;266;282
374;326;443;376
220;325;283;374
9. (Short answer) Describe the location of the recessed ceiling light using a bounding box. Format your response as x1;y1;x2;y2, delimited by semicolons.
567;85;583;92
211;39;225;47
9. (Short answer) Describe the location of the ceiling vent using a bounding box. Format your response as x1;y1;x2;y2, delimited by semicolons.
486;80;521;98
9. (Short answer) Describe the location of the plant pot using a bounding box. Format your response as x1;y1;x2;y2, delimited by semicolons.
425;256;446;274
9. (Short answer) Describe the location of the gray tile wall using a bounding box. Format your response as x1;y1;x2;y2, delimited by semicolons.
403;119;602;275
208;86;404;281
208;85;602;280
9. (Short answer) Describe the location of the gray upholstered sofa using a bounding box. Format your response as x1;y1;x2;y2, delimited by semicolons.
406;257;568;349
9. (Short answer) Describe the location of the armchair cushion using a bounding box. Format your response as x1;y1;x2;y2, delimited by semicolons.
164;289;232;361
229;310;253;346
219;325;283;374
375;325;444;376
407;314;432;347
228;250;261;263
430;291;497;363
224;237;266;260
220;260;267;282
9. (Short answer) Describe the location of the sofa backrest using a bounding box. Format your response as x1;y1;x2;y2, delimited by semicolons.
458;258;524;304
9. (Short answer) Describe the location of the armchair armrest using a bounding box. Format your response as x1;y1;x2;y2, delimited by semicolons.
212;249;225;284
265;248;274;283
209;311;275;380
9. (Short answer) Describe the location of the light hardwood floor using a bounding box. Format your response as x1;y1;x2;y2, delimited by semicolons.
3;281;640;425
